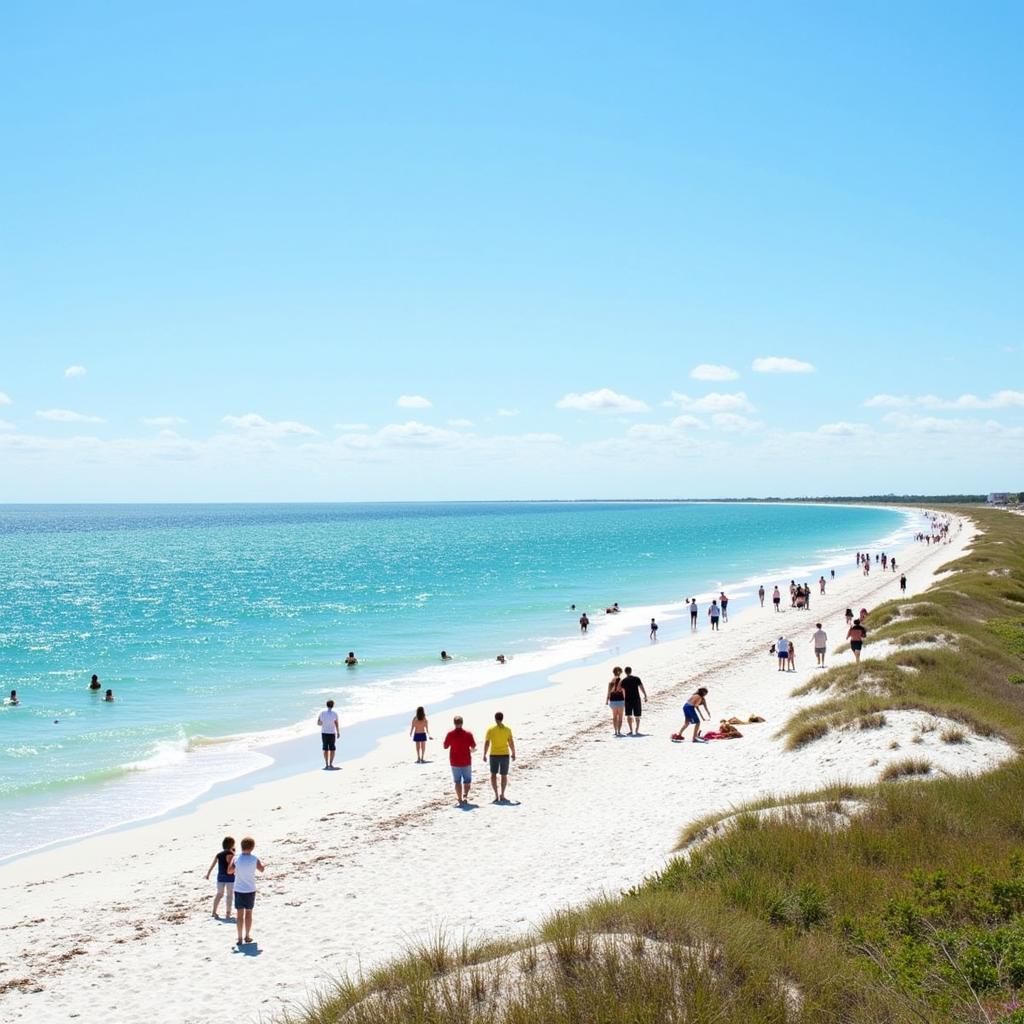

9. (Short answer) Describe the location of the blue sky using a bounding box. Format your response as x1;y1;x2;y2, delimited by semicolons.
1;1;1021;500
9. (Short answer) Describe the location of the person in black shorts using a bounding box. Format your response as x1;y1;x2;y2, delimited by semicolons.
689;600;698;632
621;667;647;736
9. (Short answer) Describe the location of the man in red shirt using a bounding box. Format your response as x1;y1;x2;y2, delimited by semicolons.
443;715;477;806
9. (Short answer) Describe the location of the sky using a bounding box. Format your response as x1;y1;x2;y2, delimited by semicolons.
1;1;1021;501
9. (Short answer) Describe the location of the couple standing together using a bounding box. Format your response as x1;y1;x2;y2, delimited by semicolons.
606;666;647;736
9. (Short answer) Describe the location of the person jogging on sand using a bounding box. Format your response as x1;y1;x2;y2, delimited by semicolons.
677;688;710;742
483;711;516;803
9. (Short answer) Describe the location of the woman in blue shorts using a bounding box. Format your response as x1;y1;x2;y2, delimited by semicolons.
409;706;431;763
606;667;626;737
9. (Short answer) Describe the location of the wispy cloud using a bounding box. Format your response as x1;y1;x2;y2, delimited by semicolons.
882;412;1024;437
497;407;520;418
865;390;1024;410
752;356;815;374
222;413;318;437
36;408;104;423
141;416;187;428
667;391;755;414
711;413;762;432
818;421;870;436
0;419;13;431
64;365;87;379
447;418;474;428
690;363;739;382
334;422;370;431
0;391;11;406
556;388;650;413
397;395;432;409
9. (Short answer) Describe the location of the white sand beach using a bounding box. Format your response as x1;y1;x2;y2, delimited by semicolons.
0;513;1011;1024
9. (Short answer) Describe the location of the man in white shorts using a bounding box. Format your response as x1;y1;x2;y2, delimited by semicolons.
317;699;340;769
811;623;828;667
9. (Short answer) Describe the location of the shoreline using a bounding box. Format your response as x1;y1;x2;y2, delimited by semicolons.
0;504;919;865
0;508;999;1024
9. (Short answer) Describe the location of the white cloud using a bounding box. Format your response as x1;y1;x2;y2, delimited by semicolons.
141;416;187;428
36;408;104;423
668;391;755;414
0;419;13;431
818;421;870;436
447;418;474;428
711;413;762;432
752;356;815;374
0;391;11;406
669;414;707;430
222;413;318;437
866;390;1024;411
690;363;739;382
396;395;432;409
64;365;87;379
334;422;370;431
497;408;520;418
556;388;650;414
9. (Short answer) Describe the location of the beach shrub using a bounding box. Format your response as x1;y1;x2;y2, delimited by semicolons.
880;758;931;781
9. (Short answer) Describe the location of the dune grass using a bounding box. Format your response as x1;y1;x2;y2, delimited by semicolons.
282;507;1024;1024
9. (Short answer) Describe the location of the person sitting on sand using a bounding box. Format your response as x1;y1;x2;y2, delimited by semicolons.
441;650;452;661
718;720;743;737
103;689;115;701
677;688;710;743
204;835;235;919
847;619;867;663
89;674;101;691
345;651;358;666
410;706;431;763
606;667;626;737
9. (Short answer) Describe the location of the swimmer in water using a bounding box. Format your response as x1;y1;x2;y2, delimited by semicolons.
103;689;115;702
345;652;358;666
89;674;101;691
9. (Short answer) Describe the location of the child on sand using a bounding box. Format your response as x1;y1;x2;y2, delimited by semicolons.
205;836;235;918
230;836;265;946
677;688;710;742
410;706;431;763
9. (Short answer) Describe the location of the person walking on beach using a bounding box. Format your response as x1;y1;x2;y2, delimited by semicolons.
677;688;710;743
819;575;826;595
787;636;796;672
622;666;647;736
772;586;781;612
708;600;721;630
483;711;516;804
847;619;867;664
443;716;476;805
230;836;265;947
689;599;698;631
776;636;789;671
758;585;765;607
606;667;626;736
410;706;432;763
205;836;235;919
900;573;907;593
579;612;589;634
720;592;729;622
317;699;340;769
649;617;659;641
811;623;828;667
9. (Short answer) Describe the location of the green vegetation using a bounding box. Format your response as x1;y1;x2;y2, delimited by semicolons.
284;508;1024;1024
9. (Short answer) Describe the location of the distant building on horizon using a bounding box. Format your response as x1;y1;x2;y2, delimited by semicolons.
987;493;1012;505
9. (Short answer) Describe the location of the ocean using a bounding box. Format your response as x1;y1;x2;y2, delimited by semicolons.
0;501;911;859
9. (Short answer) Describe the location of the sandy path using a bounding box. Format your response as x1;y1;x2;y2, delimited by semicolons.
0;512;1008;1024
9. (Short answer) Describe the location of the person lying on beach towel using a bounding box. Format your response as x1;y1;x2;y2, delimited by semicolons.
727;715;766;724
716;721;743;737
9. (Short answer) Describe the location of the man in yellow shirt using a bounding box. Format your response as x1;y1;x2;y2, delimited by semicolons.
482;711;517;804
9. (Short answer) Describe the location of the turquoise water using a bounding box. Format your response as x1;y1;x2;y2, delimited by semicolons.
0;501;909;857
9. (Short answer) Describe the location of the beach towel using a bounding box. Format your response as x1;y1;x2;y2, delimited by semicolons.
702;731;742;740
